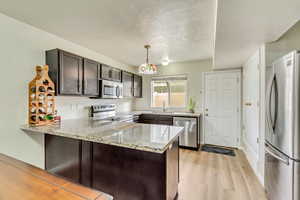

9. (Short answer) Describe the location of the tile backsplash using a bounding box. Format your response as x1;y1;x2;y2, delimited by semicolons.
55;96;133;120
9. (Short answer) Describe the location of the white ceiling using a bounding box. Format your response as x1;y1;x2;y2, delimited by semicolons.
0;0;216;66
0;0;300;68
214;0;300;69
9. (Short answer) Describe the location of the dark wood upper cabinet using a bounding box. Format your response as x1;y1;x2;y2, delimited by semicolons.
112;68;121;81
46;49;83;95
122;71;133;97
46;48;142;98
133;74;143;98
101;64;121;82
83;58;100;97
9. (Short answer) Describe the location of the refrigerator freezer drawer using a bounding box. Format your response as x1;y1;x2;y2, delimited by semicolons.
265;143;294;200
294;161;300;200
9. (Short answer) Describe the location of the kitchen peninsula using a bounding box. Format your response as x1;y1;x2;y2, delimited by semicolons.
21;119;183;200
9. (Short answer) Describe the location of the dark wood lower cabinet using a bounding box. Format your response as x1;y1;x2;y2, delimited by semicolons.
138;114;173;126
81;141;93;187
45;134;179;200
45;135;81;184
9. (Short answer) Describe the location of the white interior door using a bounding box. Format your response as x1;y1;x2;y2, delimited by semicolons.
204;71;241;148
243;52;260;157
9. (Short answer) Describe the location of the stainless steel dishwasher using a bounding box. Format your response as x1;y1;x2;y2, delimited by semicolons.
173;117;198;149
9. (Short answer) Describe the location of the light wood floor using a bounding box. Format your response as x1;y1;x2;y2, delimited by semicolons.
178;149;267;200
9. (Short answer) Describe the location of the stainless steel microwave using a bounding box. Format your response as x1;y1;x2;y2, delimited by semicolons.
100;80;123;99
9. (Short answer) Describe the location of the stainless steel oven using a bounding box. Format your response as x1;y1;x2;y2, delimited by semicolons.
100;80;123;99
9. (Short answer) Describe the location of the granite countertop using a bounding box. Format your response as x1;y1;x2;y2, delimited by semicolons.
21;119;184;154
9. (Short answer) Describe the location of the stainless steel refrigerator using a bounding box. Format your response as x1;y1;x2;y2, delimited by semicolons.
265;51;300;200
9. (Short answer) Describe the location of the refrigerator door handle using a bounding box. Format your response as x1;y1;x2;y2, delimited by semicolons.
272;76;279;130
265;145;289;165
267;74;278;133
266;74;274;133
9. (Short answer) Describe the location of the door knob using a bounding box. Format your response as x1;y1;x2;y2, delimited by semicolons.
205;114;208;116
205;108;208;111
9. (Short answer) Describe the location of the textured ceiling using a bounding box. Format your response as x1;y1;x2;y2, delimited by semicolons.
0;0;216;66
214;0;300;69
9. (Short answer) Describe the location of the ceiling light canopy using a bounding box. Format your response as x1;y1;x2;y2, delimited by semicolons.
139;45;157;75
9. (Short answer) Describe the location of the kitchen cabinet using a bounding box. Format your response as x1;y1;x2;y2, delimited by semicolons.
46;48;142;98
122;71;133;97
133;74;142;98
45;134;81;184
101;64;121;82
166;137;179;200
45;134;179;200
47;49;83;95
83;58;100;96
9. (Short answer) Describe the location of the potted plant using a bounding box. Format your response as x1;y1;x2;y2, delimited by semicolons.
187;97;196;113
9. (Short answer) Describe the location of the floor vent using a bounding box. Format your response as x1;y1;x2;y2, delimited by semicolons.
201;145;236;156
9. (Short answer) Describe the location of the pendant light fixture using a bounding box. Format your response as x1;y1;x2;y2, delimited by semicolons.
139;45;157;74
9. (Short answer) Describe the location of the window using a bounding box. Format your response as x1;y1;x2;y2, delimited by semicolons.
151;75;187;108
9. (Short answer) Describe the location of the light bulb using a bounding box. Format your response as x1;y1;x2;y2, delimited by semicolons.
161;59;169;66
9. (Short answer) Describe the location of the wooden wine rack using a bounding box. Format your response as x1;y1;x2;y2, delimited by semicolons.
28;65;55;126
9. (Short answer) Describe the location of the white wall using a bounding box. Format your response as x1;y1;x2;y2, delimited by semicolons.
259;45;266;185
134;59;212;112
0;13;136;169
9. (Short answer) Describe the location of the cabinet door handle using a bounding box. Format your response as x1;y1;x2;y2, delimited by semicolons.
77;78;80;93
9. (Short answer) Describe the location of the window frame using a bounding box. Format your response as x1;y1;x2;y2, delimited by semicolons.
150;75;188;109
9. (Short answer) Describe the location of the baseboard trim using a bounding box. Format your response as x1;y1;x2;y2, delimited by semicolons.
241;138;264;186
